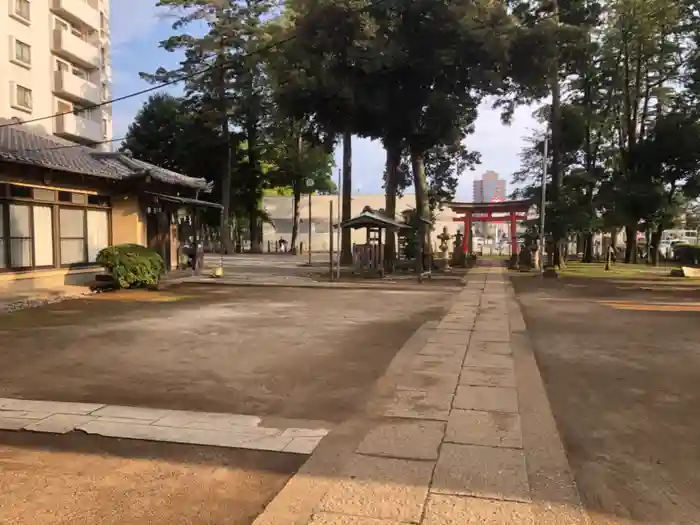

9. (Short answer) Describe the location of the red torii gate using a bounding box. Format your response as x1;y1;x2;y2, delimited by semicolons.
447;199;532;255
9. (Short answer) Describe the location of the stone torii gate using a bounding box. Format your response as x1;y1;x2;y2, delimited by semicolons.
447;200;531;255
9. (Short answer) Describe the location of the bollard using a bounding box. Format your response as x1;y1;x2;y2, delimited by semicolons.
267;240;271;253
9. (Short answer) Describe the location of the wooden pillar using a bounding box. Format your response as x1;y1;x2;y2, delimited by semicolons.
463;212;472;254
510;212;518;256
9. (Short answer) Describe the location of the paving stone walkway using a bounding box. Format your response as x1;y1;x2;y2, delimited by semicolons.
258;264;589;525
0;399;328;454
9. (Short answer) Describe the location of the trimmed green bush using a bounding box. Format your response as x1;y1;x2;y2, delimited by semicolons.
96;244;166;289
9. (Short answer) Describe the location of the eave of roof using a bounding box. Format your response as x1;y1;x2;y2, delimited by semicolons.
0;118;211;191
340;210;409;230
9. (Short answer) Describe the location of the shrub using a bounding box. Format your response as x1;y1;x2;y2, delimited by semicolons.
96;244;166;289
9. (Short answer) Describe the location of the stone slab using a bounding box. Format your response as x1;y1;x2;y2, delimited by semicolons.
409;355;463;375
474;323;509;333
318;454;434;523
396;371;459;393
437;322;472;331
423;494;535;524
280;428;330;439
419;343;466;359
445;409;522;449
468;341;512;355
356;420;445;460
0;399;104;415
453;386;518;413
384;389;452;421
459;367;516;388
0;417;32;430
308;513;405;525
77;420;298;452
0;410;54;420
283;437;325;454
471;331;511;343
463;352;514;370
24;414;97;434
155;411;262;428
432;443;530;503
183;421;279;435
90;405;173;422
426;333;470;346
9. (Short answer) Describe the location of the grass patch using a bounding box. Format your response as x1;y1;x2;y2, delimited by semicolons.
559;261;675;279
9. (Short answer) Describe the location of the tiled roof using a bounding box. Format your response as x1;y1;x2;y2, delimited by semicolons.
0;118;211;191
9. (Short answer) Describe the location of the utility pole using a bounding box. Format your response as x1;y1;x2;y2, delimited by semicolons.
306;178;314;266
540;128;549;277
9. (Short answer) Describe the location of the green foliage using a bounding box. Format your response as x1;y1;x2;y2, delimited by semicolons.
96;244;167;289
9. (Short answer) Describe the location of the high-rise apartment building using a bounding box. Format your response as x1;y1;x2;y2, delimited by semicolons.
472;170;507;239
472;170;506;203
0;0;112;149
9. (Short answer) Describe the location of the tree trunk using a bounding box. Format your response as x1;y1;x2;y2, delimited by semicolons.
583;232;594;263
650;224;662;266
624;224;638;263
290;181;301;254
411;149;431;272
340;129;353;264
384;143;401;272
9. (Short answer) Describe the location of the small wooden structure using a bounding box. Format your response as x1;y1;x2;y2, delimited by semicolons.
340;208;409;277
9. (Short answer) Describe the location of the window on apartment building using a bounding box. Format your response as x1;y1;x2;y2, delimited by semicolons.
15;85;32;110
72;67;87;80
55;59;69;73
14;40;31;66
71;105;93;120
15;0;31;22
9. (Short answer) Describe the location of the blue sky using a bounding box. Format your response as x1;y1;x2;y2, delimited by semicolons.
111;0;541;201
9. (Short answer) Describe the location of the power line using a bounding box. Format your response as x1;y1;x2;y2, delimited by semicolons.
0;34;297;130
0;0;391;131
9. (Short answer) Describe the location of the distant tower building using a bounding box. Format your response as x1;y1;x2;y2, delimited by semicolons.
472;170;506;203
472;171;507;240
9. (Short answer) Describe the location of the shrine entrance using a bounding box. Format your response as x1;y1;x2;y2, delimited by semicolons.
447;200;531;255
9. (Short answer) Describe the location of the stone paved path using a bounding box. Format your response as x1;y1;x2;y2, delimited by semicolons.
254;264;590;525
0;399;328;454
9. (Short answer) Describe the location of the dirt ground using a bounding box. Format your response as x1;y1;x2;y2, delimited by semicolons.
0;280;456;525
0;283;453;423
512;274;700;525
0;431;304;525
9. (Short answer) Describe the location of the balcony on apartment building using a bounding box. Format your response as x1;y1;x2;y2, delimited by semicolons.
53;71;100;105
52;29;100;70
51;0;101;31
54;113;102;144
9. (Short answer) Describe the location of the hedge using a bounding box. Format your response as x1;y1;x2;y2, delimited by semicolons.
96;244;166;289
